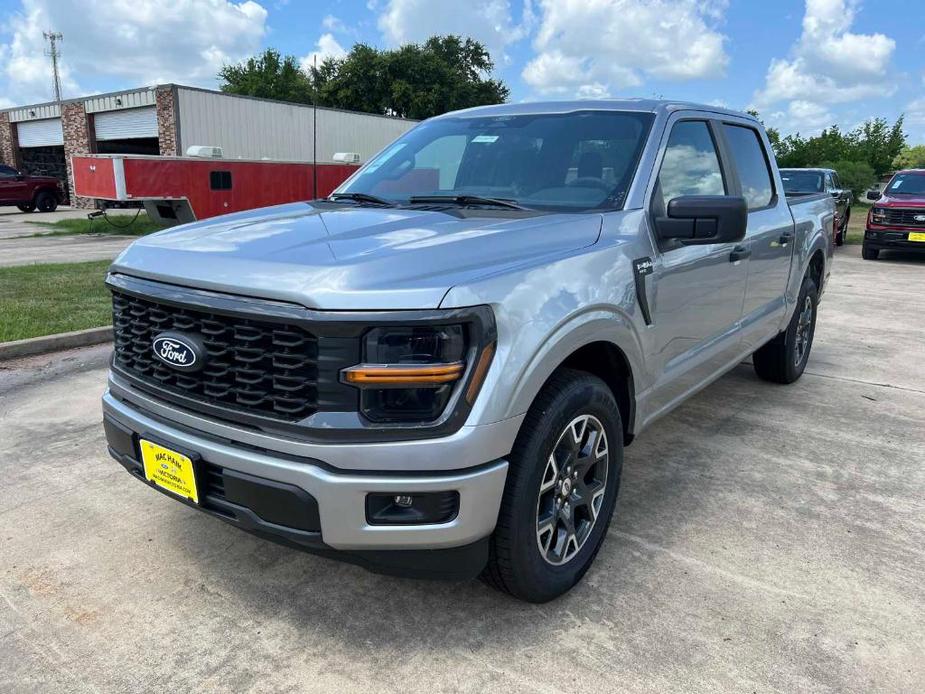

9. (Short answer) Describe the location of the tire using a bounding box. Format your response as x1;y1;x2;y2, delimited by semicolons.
753;275;818;384
482;368;623;603
35;191;58;213
861;244;879;260
835;215;846;246
16;203;35;213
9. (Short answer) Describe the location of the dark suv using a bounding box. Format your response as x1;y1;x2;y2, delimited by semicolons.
780;168;852;245
0;164;64;212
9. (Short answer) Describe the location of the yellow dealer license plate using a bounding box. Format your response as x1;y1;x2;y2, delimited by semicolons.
140;440;199;504
908;232;925;242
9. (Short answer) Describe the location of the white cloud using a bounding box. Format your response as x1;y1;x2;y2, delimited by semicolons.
0;0;268;105
377;0;530;60
906;97;925;143
299;33;348;72
753;0;896;131
522;0;729;97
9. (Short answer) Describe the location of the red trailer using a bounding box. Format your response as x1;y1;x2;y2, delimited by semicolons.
71;154;359;225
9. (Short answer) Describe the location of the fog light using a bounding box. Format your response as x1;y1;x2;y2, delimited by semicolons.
393;494;414;508
366;491;459;525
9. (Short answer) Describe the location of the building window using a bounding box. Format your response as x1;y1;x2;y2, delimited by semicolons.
210;171;232;190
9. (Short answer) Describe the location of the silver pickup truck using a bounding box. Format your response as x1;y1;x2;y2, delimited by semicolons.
102;100;834;602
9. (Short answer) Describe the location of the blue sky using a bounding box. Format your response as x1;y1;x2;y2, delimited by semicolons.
1;0;923;141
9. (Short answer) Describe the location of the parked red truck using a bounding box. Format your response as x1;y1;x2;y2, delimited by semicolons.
0;164;65;212
864;169;925;259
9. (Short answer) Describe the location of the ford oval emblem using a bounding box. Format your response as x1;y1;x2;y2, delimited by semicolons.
152;332;205;372
915;214;925;223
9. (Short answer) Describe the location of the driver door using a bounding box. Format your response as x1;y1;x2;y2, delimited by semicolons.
643;117;749;419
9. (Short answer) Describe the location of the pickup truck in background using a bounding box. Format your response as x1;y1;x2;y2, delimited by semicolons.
864;169;925;259
0;164;64;212
102;100;834;603
780;167;851;246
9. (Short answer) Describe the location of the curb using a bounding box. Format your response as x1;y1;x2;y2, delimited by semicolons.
0;326;113;361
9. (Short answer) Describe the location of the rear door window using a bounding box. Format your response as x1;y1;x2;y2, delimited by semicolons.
722;124;774;209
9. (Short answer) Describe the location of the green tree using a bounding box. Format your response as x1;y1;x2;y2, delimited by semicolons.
893;144;925;169
219;37;510;120
760;115;906;177
311;36;509;119
821;159;876;197
218;48;314;104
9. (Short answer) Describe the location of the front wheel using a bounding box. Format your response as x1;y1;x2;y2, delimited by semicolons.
862;243;879;260
483;369;623;602
753;275;818;384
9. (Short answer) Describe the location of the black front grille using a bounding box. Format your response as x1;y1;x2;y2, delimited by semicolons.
112;291;319;420
882;208;925;226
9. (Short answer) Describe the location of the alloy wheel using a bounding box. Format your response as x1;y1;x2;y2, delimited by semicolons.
535;414;609;566
794;295;814;367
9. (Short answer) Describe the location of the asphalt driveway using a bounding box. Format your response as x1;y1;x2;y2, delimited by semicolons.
0;207;137;266
0;245;922;693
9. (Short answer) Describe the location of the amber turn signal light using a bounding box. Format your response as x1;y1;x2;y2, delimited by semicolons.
343;362;465;386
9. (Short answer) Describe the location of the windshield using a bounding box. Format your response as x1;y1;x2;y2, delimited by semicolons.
780;170;824;193
886;172;925;195
335;111;654;212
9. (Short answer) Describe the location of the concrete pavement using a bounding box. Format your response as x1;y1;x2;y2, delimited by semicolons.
0;207;138;266
0;244;923;693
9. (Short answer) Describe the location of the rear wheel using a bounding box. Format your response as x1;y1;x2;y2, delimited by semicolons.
483;369;623;603
16;203;35;213
35;191;58;213
753;275;818;384
861;243;879;260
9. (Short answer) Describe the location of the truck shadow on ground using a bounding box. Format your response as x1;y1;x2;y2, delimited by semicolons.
170;363;784;653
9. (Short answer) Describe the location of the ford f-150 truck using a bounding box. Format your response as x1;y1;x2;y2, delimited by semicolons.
0;164;64;212
102;100;834;602
863;169;925;259
780;168;851;246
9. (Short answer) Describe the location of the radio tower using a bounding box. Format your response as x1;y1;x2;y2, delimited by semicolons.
43;31;64;102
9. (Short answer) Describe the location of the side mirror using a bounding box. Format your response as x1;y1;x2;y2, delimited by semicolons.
655;195;748;245
866;190;881;201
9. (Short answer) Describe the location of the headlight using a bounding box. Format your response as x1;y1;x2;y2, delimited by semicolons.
342;322;492;424
871;207;887;223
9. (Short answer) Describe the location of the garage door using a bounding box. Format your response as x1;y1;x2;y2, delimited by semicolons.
94;107;158;140
17;118;64;147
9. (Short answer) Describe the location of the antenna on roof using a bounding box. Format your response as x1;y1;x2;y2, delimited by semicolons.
43;31;64;103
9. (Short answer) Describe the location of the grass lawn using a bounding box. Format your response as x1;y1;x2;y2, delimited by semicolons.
844;203;870;245
27;213;167;237
0;260;112;342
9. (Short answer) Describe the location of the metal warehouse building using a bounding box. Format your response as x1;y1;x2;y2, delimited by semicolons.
0;84;416;208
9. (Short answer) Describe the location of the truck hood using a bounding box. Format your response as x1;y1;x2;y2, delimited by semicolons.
876;194;925;207
110;202;603;309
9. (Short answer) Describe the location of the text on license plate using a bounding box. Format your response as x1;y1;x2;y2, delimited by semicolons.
140;439;199;504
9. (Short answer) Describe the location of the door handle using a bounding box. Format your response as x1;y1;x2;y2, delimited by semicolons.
778;232;794;246
729;245;751;262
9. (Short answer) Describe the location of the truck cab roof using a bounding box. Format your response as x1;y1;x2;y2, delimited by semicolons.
431;99;760;122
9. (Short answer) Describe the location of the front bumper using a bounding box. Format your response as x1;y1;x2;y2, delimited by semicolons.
864;228;925;253
102;389;509;580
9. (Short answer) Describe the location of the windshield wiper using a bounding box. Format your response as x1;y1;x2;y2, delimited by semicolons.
407;194;528;210
328;192;395;206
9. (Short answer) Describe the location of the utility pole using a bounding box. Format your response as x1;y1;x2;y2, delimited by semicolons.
312;53;318;199
43;31;64;102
